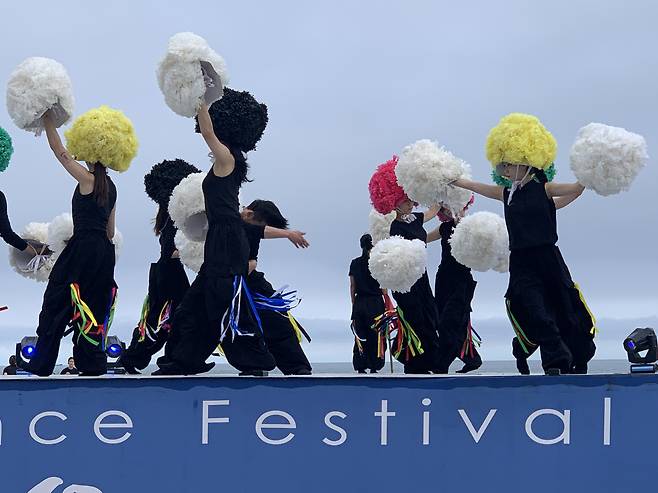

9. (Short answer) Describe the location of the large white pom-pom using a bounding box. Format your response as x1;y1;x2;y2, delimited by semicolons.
47;213;73;257
449;212;509;272
368;209;395;245
440;163;474;214
175;230;204;273
8;222;54;282
157;32;229;117
6;57;74;134
168;172;207;241
395;139;466;207
570;123;648;196
368;236;426;293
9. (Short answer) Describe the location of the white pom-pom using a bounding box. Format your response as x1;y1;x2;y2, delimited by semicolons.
368;209;395;245
47;213;73;257
368;236;426;293
570;123;648;196
157;32;229;117
168;172;207;241
440;163;474;214
395;139;467;207
8;222;54;282
175;230;204;273
6;57;74;134
449;212;509;273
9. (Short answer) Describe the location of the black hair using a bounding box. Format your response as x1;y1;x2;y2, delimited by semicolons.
360;233;373;256
92;163;109;207
533;169;549;184
247;200;288;229
153;205;170;236
194;87;268;153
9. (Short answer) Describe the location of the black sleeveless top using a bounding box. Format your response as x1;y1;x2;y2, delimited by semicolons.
349;255;382;298
0;190;27;250
503;178;557;251
158;217;177;261
389;212;427;243
438;221;470;273
72;178;117;235
202;148;245;222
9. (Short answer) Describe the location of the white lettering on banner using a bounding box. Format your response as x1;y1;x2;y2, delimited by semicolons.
422;398;431;445
323;411;347;446
374;400;395;446
255;411;296;445
525;409;571;445
202;400;230;445
458;409;497;443
603;397;611;446
29;412;67;445
93;411;133;445
28;477;103;493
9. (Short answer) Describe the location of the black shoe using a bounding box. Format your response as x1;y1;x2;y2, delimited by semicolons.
239;369;268;376
456;363;481;374
572;364;588;374
370;369;378;374
545;368;561;376
357;369;367;374
118;356;140;375
516;358;530;375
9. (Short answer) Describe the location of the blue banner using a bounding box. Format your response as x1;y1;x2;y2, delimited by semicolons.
0;374;653;492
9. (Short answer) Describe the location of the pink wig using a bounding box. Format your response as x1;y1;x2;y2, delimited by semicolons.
368;156;408;214
437;194;475;222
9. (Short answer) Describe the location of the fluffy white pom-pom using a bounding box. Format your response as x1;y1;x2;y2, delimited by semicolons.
112;228;124;260
175;230;204;273
6;57;74;134
368;209;395;244
157;32;229;117
168;172;207;241
8;222;54;282
570;123;648;196
368;236;426;293
395;139;466;206
449;212;509;272
440;163;473;214
47;213;73;257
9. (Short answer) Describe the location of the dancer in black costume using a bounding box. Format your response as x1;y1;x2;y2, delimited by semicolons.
389;198;444;374
453;113;595;374
120;160;199;373
0;191;29;252
433;206;482;374
241;200;311;375
18;108;131;376
157;89;274;375
349;234;386;374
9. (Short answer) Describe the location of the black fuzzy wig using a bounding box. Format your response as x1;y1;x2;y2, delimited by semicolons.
144;158;201;207
195;87;268;153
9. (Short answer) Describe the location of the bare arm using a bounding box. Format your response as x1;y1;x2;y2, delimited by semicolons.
349;275;356;306
42;111;94;194
197;102;235;178
426;225;441;243
107;207;116;241
263;226;309;248
248;259;257;274
545;182;585;198
453;178;504;202
554;190;584;210
423;205;440;223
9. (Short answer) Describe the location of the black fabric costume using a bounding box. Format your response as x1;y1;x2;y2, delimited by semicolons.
157;150;275;374
22;180;117;376
0;190;27;251
503;177;595;374
434;221;482;372
349;254;385;372
121;219;190;371
243;222;312;375
389;212;443;374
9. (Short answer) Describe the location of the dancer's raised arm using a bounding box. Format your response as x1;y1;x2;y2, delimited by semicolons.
197;102;235;177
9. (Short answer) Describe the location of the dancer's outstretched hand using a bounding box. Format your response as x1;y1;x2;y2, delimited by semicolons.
287;230;309;248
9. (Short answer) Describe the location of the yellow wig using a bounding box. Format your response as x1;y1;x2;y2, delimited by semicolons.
65;105;138;172
485;113;556;170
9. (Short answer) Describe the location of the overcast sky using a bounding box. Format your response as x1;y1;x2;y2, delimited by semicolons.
0;1;656;365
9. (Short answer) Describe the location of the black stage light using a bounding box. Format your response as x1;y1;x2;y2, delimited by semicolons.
624;327;657;373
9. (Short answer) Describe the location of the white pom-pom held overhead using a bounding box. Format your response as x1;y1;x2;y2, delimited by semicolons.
395;139;467;207
168;172;207;241
175;230;204;273
368;236;426;293
570;123;648;196
157;32;229;117
368;208;395;245
450;212;509;273
8;222;53;282
6;57;74;134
